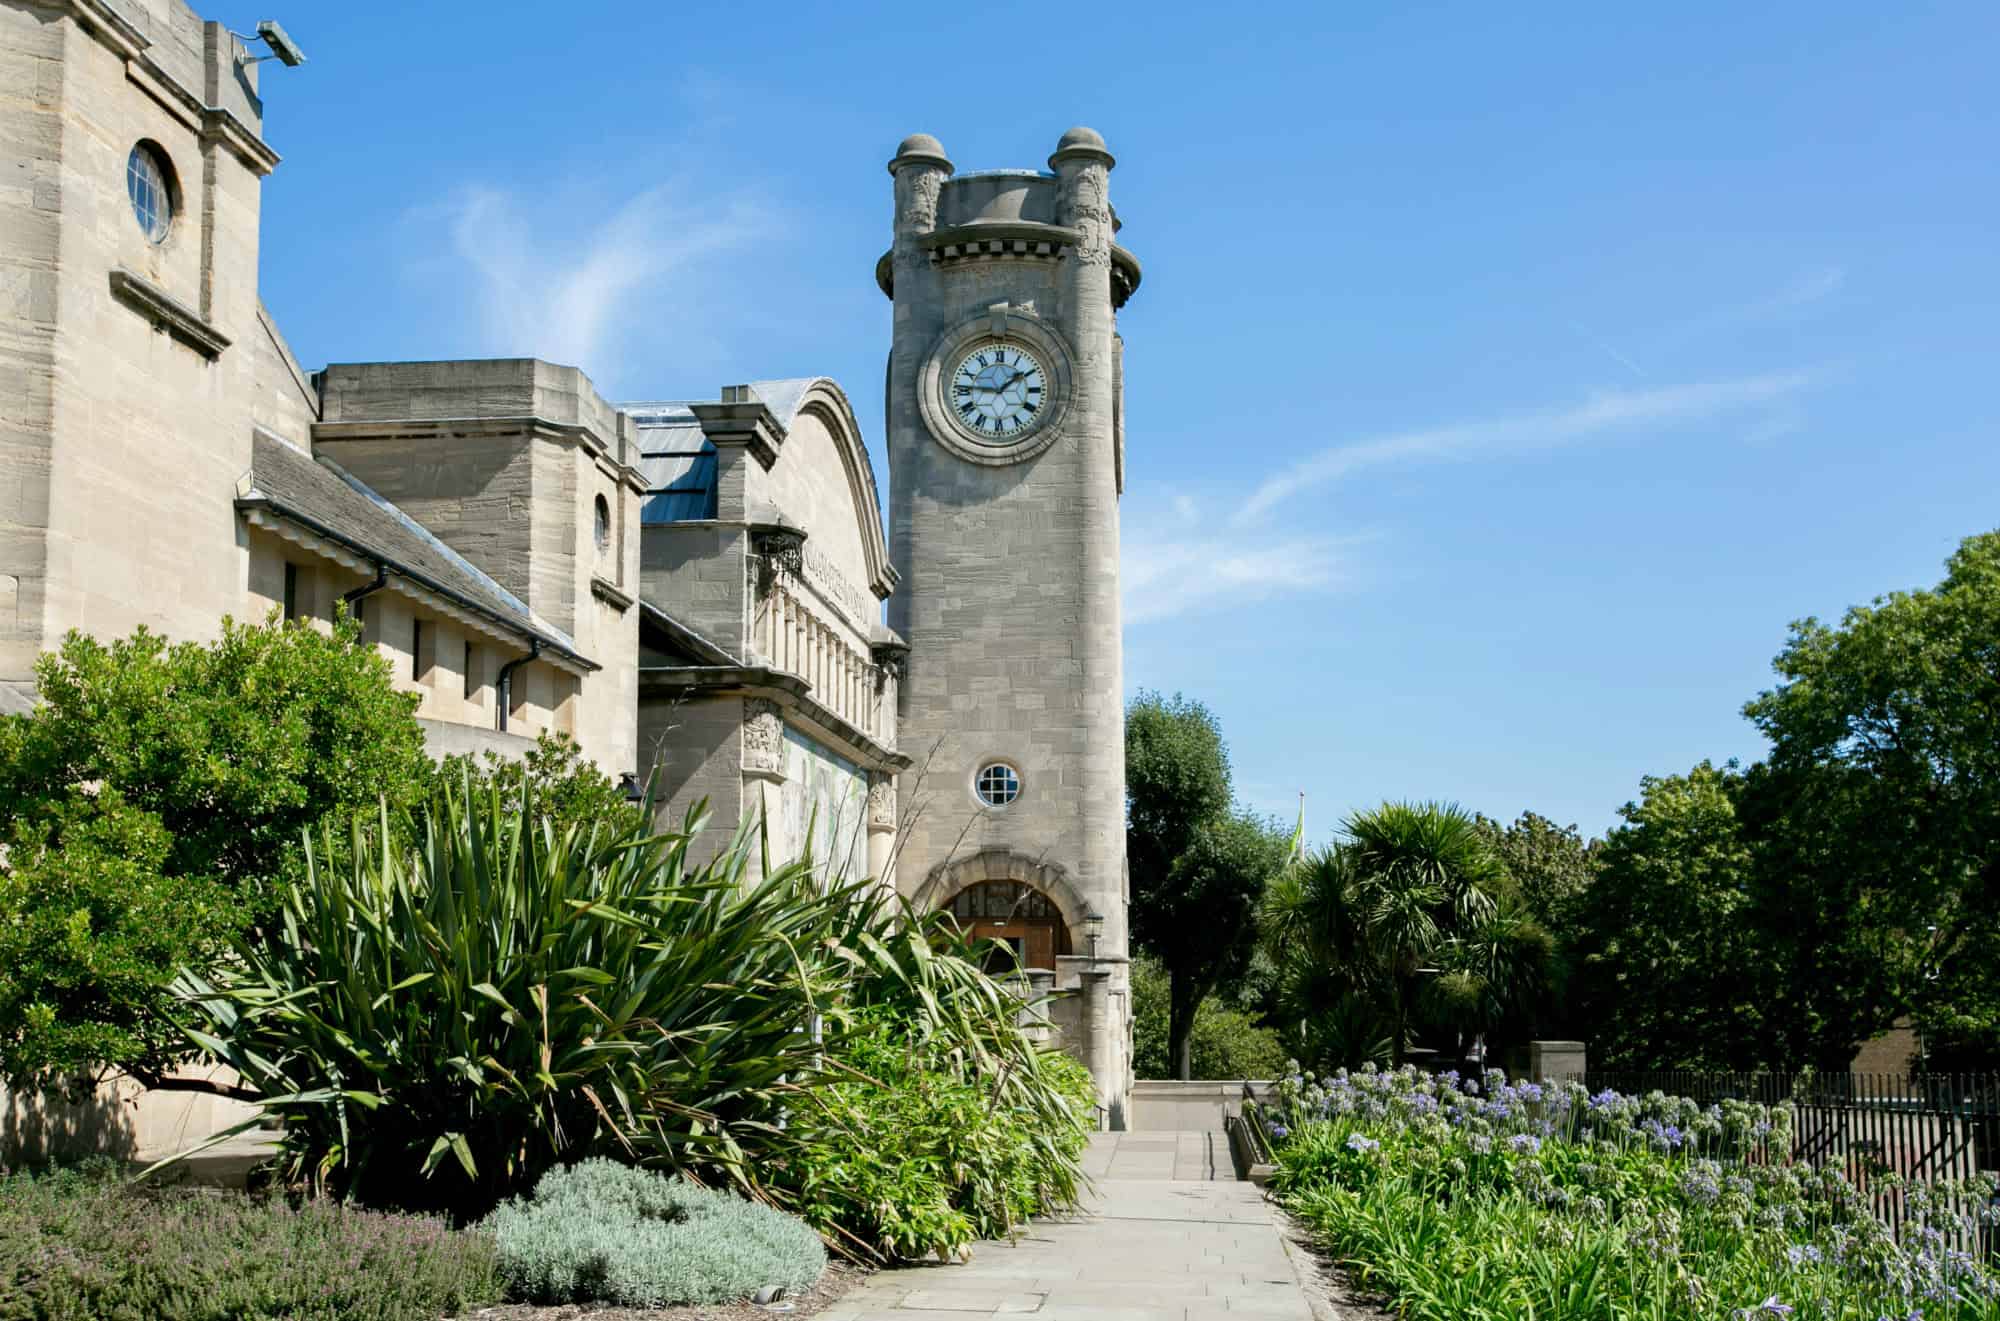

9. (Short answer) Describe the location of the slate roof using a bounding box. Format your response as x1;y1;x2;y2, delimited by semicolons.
624;380;826;526
623;403;715;524
237;430;587;663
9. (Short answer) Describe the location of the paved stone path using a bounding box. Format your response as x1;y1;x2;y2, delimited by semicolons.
820;1132;1319;1321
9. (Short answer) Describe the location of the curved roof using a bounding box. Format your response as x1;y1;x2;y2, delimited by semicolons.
622;377;897;598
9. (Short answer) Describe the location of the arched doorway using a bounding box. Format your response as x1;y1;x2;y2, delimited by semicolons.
946;879;1073;970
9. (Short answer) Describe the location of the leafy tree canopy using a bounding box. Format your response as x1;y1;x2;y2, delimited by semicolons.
1130;955;1288;1081
0;616;428;1090
1126;692;1285;1079
1476;810;1602;933
1125;690;1231;894
1741;530;2000;1070
1569;762;1765;1071
0;616;427;889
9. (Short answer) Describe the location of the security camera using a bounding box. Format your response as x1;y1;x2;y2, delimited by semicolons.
255;20;306;67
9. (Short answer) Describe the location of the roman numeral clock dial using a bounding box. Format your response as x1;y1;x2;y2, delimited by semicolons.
951;343;1047;441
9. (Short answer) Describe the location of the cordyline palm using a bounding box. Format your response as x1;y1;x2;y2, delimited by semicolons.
1421;895;1553;1045
164;776;1089;1225
1264;802;1520;1067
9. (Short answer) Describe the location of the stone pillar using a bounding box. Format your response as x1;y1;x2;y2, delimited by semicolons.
739;697;786;883
1528;1040;1588;1084
1078;968;1113;1130
865;771;896;889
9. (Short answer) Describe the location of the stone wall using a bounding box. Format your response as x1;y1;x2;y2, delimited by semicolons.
0;1064;259;1167
1;0;280;708
314;359;644;776
640;690;745;851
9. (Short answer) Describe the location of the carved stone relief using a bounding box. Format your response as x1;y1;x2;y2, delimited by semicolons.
895;166;945;245
1060;165;1113;268
866;773;897;832
741;697;784;779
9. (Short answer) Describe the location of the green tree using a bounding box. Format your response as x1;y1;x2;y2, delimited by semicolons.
1476;811;1601;1035
1125;692;1267;1080
1568;762;1765;1070
0;615;428;1093
1476;811;1602;934
1740;531;2000;1071
1264;802;1544;1069
428;729;645;835
1130;956;1289;1080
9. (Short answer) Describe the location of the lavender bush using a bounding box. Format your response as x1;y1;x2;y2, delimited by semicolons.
1258;1064;2000;1320
0;1159;499;1321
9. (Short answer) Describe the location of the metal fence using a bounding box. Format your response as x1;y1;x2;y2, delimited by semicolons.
1586;1070;2000;1257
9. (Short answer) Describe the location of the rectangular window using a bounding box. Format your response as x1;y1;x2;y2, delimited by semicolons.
510;667;530;721
410;618;439;689
463;641;479;701
282;563;299;621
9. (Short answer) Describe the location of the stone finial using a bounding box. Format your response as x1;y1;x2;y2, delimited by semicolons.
888;132;953;176
1050;127;1114;265
890;133;953;241
1049;125;1115;171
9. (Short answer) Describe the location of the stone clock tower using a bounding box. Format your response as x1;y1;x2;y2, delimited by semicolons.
878;128;1142;1125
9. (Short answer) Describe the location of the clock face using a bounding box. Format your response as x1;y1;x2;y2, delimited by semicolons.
950;343;1048;441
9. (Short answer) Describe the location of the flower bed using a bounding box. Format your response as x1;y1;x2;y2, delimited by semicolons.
0;1159;500;1321
1256;1064;2000;1320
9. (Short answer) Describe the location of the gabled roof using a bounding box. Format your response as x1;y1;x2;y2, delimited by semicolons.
236;430;589;666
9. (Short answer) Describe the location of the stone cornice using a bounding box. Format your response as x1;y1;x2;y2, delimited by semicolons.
637;664;910;773
689;400;785;470
67;0;149;63
875;231;1142;308
589;575;633;612
66;2;283;176
311;416;647;493
110;268;230;358
203;105;281;177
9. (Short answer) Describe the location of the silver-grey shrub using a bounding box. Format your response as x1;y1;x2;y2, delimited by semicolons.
483;1159;825;1307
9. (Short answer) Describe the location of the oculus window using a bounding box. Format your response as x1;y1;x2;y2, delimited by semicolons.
126;143;175;244
974;762;1021;808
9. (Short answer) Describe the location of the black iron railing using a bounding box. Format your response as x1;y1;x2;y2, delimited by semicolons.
1588;1069;2000;1258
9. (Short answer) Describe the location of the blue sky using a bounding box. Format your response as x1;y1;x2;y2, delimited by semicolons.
253;3;2000;840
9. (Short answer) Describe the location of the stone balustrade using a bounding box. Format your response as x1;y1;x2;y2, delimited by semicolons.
755;578;884;739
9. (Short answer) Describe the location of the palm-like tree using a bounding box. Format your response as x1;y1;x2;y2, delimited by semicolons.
1263;801;1547;1068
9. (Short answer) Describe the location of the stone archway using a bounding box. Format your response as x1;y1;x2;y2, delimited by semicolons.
915;848;1096;967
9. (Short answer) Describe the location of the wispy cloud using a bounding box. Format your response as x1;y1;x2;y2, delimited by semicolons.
1123;501;1369;624
1573;320;1648;378
1749;265;1846;316
421;179;780;384
1236;371;1814;524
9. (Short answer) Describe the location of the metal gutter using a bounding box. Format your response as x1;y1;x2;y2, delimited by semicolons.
236;494;597;672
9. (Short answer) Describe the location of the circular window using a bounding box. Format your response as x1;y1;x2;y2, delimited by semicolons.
974;762;1021;808
125;143;175;244
593;494;611;553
